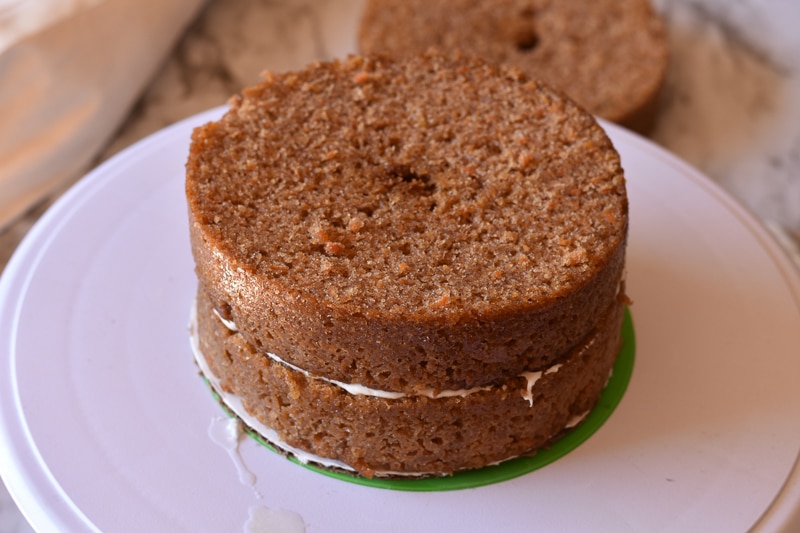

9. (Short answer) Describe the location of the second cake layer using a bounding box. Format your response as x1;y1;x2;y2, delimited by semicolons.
194;287;625;478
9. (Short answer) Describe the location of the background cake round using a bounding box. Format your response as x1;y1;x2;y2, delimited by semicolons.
358;0;668;134
186;52;629;477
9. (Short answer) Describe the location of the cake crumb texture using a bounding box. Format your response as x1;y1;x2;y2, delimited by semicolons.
197;288;624;477
186;52;627;392
359;0;668;132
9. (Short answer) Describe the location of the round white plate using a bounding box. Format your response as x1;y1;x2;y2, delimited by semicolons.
1;108;800;532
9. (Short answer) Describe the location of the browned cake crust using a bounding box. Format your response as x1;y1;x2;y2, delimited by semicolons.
196;288;624;477
186;53;628;394
358;0;668;133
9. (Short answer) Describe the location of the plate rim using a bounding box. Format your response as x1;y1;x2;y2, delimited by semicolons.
1;109;799;531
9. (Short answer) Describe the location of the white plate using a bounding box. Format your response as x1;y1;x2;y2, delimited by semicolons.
1;108;800;532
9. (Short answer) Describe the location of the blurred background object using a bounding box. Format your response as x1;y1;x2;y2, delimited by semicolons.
0;0;204;231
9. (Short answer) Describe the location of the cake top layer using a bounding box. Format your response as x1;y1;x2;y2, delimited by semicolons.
358;0;668;128
186;52;627;320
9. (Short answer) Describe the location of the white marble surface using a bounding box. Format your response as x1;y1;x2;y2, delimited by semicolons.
652;0;800;237
1;0;800;530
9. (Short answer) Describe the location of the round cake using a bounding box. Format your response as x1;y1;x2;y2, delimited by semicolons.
358;0;668;133
186;52;629;477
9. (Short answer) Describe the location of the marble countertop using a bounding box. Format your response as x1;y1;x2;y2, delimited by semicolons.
1;0;800;530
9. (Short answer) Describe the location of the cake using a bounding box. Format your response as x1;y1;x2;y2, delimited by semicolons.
186;52;629;478
358;0;668;134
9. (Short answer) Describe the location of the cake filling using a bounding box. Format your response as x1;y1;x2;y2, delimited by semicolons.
191;305;357;473
212;304;569;403
190;299;604;477
185;53;629;477
520;364;562;406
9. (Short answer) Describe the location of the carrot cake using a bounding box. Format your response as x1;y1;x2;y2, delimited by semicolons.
186;52;629;477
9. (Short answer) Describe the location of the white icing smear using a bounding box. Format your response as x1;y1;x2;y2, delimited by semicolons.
565;410;590;429
208;416;257;488
213;307;239;332
245;505;306;533
520;364;562;406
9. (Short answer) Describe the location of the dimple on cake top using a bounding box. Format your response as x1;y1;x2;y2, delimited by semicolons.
186;52;627;320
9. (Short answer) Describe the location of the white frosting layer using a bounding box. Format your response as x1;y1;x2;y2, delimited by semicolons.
263;350;494;400
214;308;554;403
520;364;562;406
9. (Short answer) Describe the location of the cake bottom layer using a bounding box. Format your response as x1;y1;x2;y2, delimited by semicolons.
194;288;624;478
